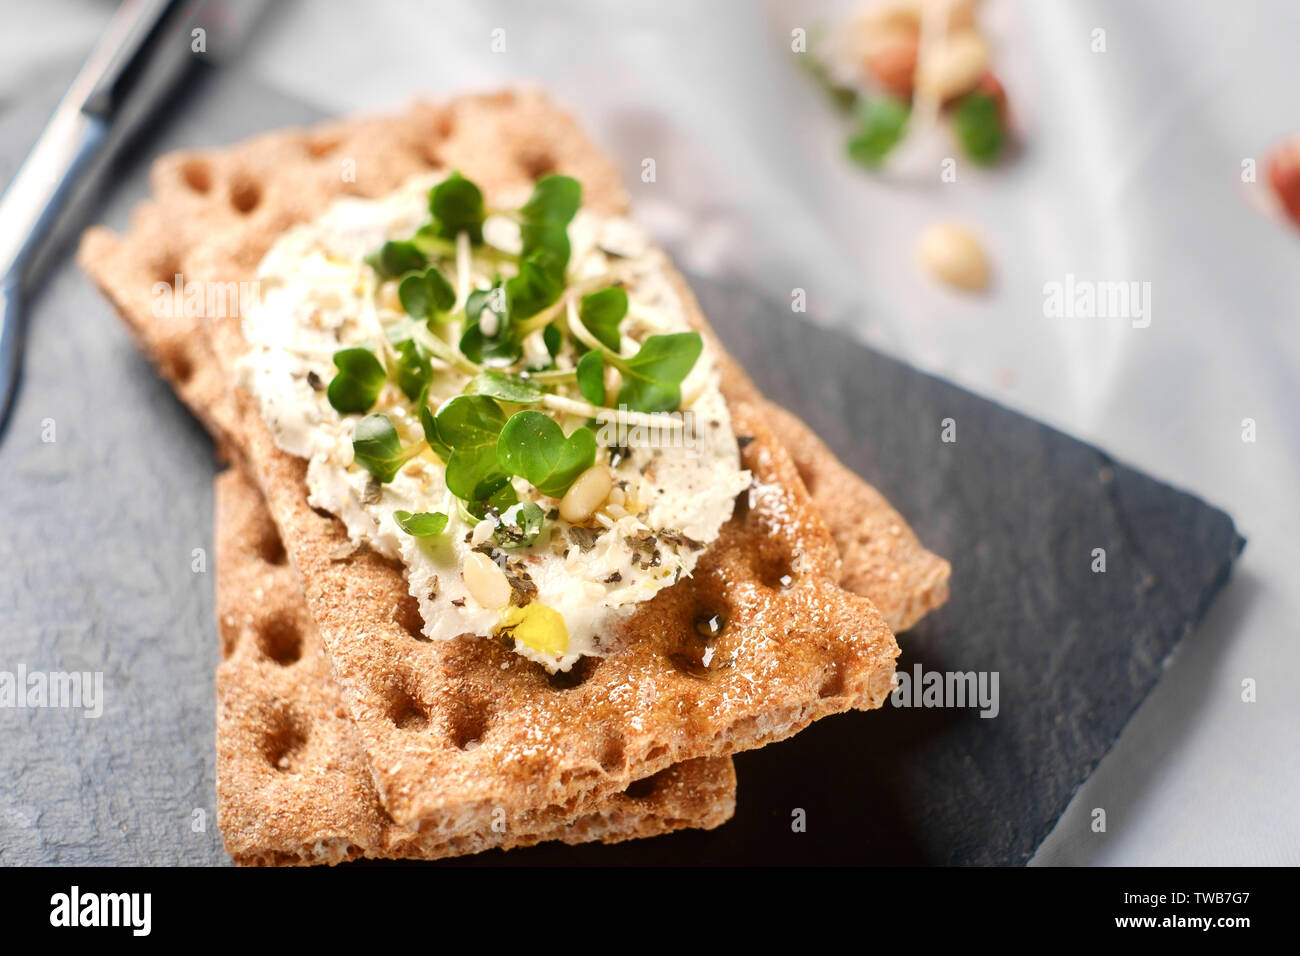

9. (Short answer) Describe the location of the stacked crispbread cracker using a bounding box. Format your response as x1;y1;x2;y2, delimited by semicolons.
215;467;737;865
79;89;949;864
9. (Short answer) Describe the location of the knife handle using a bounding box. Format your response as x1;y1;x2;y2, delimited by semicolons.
82;0;189;121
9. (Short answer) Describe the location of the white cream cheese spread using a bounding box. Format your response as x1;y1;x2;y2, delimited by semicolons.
237;172;750;671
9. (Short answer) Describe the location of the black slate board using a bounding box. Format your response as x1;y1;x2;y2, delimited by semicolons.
0;67;1243;866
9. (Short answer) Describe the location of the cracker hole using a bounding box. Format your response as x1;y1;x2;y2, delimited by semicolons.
645;744;668;762
256;610;302;665
388;690;430;732
793;457;818;495
732;488;751;521
163;347;194;385
434;110;455;139
254;524;287;565
693;610;726;642
667;651;712;680
263;709;308;771
760;559;797;591
179;158;212;193
664;600;730;680
217;617;239;660
818;668;845;699
152;254;180;286
546;655;599;690
229;175;261;214
447;697;489;750
596;731;626;774
624;773;660;800
305;135;341;158
392;591;427;641
517;147;557;180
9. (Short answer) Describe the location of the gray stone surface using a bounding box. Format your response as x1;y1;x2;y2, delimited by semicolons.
0;65;324;867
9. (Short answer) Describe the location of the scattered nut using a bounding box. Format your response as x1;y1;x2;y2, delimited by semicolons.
1267;136;1300;228
916;222;991;291
854;0;922;38
462;551;511;610
559;465;613;524
857;0;977;36
470;518;496;546
915;29;989;102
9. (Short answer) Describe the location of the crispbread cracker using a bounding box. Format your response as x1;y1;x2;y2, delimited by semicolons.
79;89;942;836
215;468;734;865
225;390;897;834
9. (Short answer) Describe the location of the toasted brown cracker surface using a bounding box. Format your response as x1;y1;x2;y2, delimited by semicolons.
216;468;735;865
79;89;945;839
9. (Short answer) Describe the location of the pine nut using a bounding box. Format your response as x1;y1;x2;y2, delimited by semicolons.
462;551;511;610
855;0;922;36
470;517;496;546
915;29;988;102
916;222;990;291
559;464;613;524
1267;136;1300;227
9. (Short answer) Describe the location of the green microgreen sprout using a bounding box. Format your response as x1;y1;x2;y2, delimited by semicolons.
953;91;1005;165
393;510;449;537
391;339;431;403
398;265;456;322
496;409;596;498
612;331;703;413
577;286;628;351
431;394;512;501
327;347;387;414
575;349;605;406
366;239;427;280
846;97;910;167
566;297;702;413
352;413;423;483
466;369;543;405
429;172;486;244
